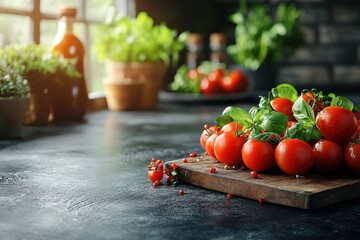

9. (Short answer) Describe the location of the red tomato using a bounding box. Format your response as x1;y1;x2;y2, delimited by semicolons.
200;125;217;149
344;143;360;173
301;92;323;115
200;77;221;95
352;120;360;142
221;122;242;133
208;68;225;83
242;139;276;172
312;139;343;173
148;168;163;183
275;139;315;175
220;70;248;93
205;131;222;159
214;132;247;166
188;69;202;79
315;106;358;146
270;98;295;121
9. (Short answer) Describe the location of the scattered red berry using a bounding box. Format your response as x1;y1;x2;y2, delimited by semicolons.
151;158;156;162
251;171;258;179
189;152;197;158
209;167;216;173
226;193;233;199
183;158;188;163
179;189;185;195
258;197;264;204
171;163;178;169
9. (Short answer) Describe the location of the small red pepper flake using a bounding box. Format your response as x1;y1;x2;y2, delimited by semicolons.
179;189;185;195
189;152;197;158
183;158;188;163
258;197;264;204
151;158;156;162
209;167;216;173
251;171;258;179
171;163;178;169
226;193;233;199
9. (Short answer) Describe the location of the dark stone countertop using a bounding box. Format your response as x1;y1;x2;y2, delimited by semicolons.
1;100;360;240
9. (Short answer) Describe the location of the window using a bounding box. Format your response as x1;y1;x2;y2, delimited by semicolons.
0;0;121;93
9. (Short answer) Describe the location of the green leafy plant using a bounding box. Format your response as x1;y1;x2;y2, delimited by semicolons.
227;1;304;70
0;65;29;99
93;11;187;65
0;44;81;79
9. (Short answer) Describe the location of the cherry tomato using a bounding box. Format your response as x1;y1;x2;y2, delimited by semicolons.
200;77;221;95
312;139;343;173
270;97;295;121
316;106;358;146
275;139;315;175
214;132;247;166
205;131;222;159
148;168;164;183
200;125;217;149
301;92;324;115
208;68;225;83
344;143;360;173
221;122;242;134
242;139;276;173
351;120;360;142
220;70;248;93
187;69;202;79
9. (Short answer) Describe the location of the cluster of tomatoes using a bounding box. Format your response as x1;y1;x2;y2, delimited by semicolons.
169;62;249;95
200;84;360;176
191;68;249;95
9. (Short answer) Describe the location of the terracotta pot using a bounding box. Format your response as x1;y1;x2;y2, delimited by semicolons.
104;80;145;111
0;97;28;139
105;60;166;109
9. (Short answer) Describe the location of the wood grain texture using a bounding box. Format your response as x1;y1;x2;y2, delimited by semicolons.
166;155;360;210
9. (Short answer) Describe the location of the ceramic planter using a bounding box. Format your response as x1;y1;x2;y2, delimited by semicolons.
104;80;144;111
0;97;28;139
105;60;166;110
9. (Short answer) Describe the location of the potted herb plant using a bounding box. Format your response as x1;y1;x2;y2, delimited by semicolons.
93;11;186;110
0;44;81;125
227;1;304;93
0;65;29;138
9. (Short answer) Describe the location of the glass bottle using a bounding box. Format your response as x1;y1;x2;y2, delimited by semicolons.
186;33;205;70
209;33;227;65
52;6;88;122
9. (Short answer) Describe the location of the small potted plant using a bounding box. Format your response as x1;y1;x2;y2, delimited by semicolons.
0;65;29;138
93;11;186;110
227;1;304;92
0;44;81;124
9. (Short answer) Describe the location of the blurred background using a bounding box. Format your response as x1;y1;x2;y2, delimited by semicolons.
0;0;359;94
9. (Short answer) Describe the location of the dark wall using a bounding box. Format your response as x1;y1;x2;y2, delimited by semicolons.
133;0;360;93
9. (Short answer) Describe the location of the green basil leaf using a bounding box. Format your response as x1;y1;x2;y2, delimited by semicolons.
284;123;322;142
258;96;272;110
249;106;261;119
292;96;315;125
330;96;354;111
271;83;298;102
215;115;233;128
260;111;288;135
222;106;252;126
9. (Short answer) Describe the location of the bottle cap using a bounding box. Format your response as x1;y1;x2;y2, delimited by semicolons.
187;33;203;45
210;33;226;44
58;6;77;18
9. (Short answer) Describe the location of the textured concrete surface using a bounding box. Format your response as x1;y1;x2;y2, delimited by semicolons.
1;102;360;240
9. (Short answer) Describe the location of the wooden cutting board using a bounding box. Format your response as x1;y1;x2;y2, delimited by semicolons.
166;155;360;210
